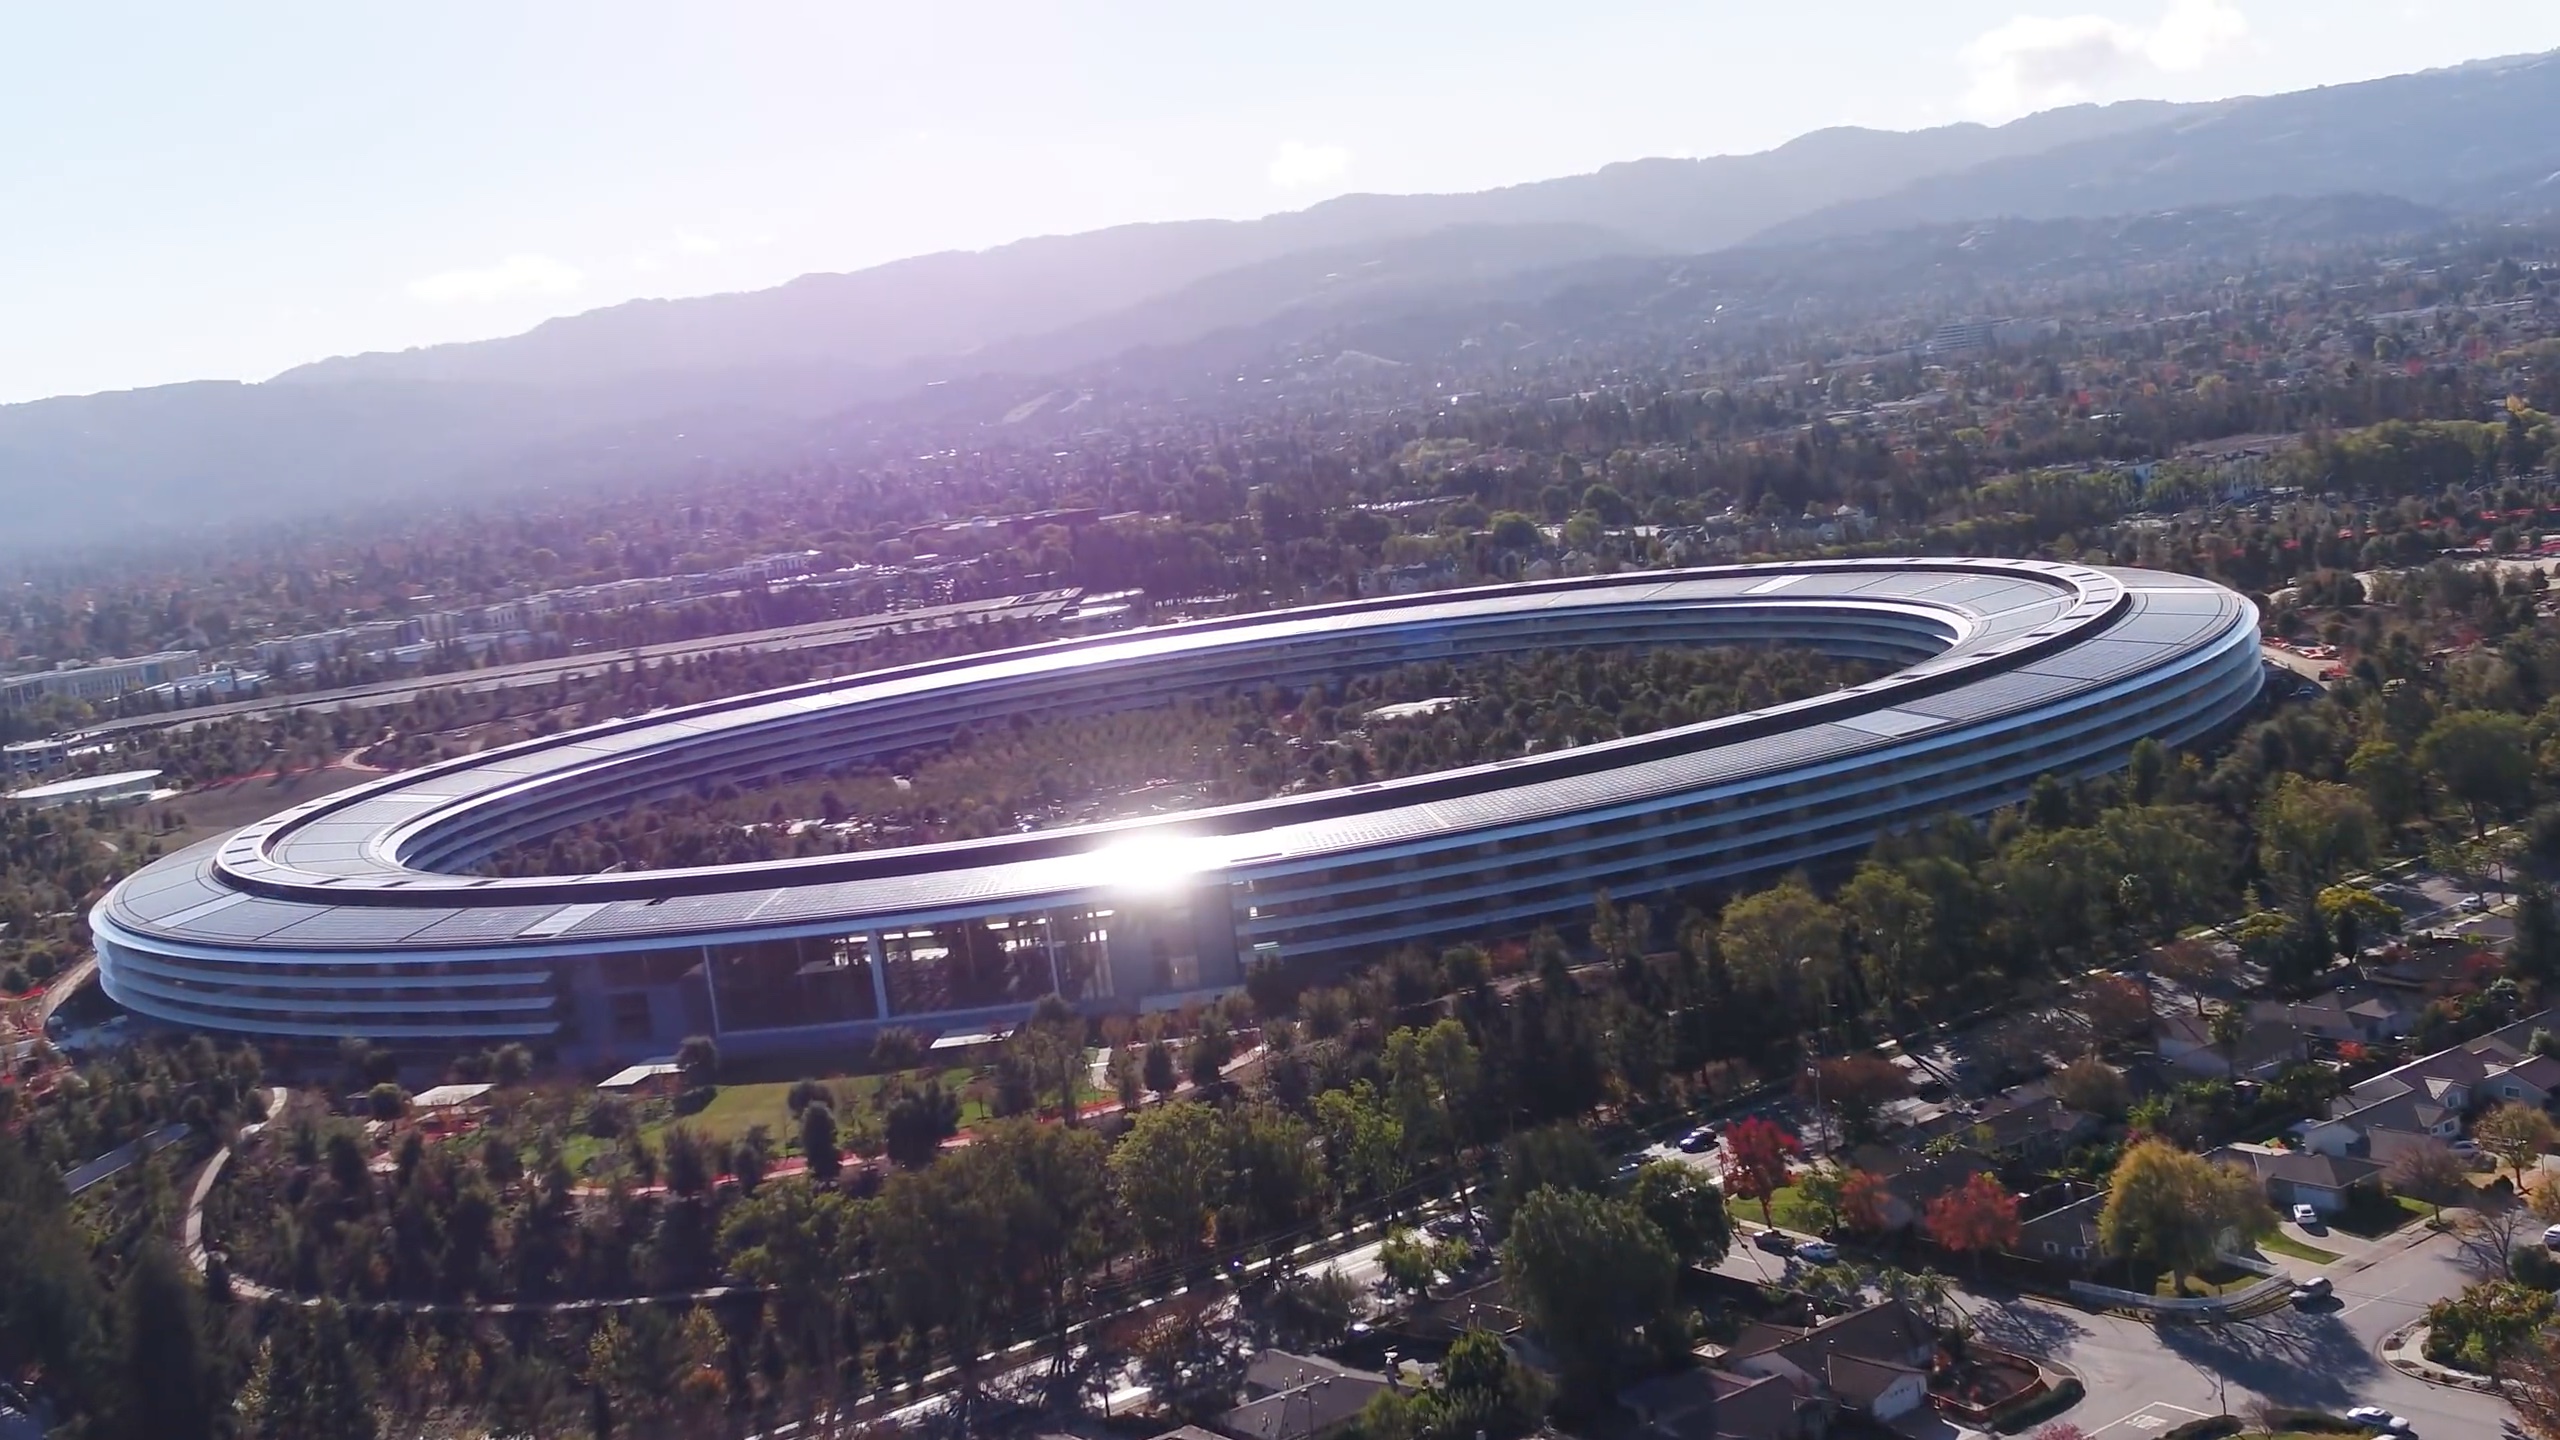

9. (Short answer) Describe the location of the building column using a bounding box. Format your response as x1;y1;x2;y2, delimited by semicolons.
867;933;892;1019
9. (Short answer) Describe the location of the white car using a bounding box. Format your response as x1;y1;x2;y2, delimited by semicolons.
1794;1240;1839;1263
2291;1202;2321;1226
2543;1223;2560;1249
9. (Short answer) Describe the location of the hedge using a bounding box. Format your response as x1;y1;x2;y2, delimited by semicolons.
2253;1411;2362;1435
1988;1377;2085;1434
2159;1418;2240;1440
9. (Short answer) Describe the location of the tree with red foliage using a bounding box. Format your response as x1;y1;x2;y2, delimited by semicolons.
1720;1115;1802;1226
1925;1172;2022;1273
1840;1168;1894;1234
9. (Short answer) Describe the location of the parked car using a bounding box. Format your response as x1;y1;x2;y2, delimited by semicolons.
2292;1203;2322;1227
1678;1125;1718;1153
2541;1223;2560;1250
2291;1276;2333;1305
1794;1240;1839;1263
1754;1230;1797;1255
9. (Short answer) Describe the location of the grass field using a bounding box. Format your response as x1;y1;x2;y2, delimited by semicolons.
1752;1182;1831;1235
642;1067;987;1151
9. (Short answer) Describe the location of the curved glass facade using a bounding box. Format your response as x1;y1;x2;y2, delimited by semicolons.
93;560;2263;1062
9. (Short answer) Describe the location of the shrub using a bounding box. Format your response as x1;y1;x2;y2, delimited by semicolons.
1990;1377;2086;1434
2157;1419;2239;1440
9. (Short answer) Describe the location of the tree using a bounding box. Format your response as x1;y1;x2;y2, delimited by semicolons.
2426;1278;2553;1374
675;1033;720;1088
2080;976;2155;1048
1720;1116;1802;1227
2476;1101;2559;1187
718;1183;861;1376
2316;883;2402;960
1717;876;1845;1015
799;1100;842;1184
1112;1101;1230;1262
1841;1168;1894;1234
1840;861;1937;1005
112;1241;221;1440
2500;1327;2560;1439
1629;1160;1732;1266
1491;1122;1605;1226
237;1303;376;1440
2148;938;2231;1013
2051;1053;2131;1118
2256;774;2378;902
2348;737;2424;831
882;1081;959;1169
2387;1137;2468;1223
491;1042;534;1086
1500;1186;1677;1405
1792;1163;1848;1236
1142;1037;1179;1102
1924;1172;2021;1273
2097;1140;2273;1288
1804;1055;1910;1147
2421;710;2532;837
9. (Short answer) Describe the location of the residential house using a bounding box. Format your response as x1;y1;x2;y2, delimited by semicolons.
1719;1300;1938;1423
1214;1352;1391;1440
2209;1143;2386;1216
2247;985;2416;1044
1619;1364;1808;1440
2303;1010;2557;1158
2157;1011;2307;1079
2014;1191;2106;1273
1971;1091;2102;1162
1836;1146;1998;1232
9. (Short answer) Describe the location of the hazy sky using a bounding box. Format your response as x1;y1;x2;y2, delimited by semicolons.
6;0;2558;405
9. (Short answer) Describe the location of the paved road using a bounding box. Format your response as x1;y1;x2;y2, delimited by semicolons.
1714;1222;2510;1437
69;589;1082;738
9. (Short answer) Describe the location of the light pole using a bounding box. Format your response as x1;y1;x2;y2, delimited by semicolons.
1801;954;1827;1157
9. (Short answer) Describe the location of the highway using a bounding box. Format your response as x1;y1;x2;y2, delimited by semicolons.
65;589;1084;738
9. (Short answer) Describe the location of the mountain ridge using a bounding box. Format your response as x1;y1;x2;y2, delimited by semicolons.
7;52;2560;549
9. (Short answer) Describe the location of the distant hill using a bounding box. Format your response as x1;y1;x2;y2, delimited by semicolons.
1755;53;2560;244
4;52;2559;550
271;100;2182;396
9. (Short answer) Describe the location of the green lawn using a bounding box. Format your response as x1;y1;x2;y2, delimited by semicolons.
1751;1182;1832;1235
636;1060;1103;1152
647;1067;985;1150
2125;1260;2259;1298
2259;1230;2342;1265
